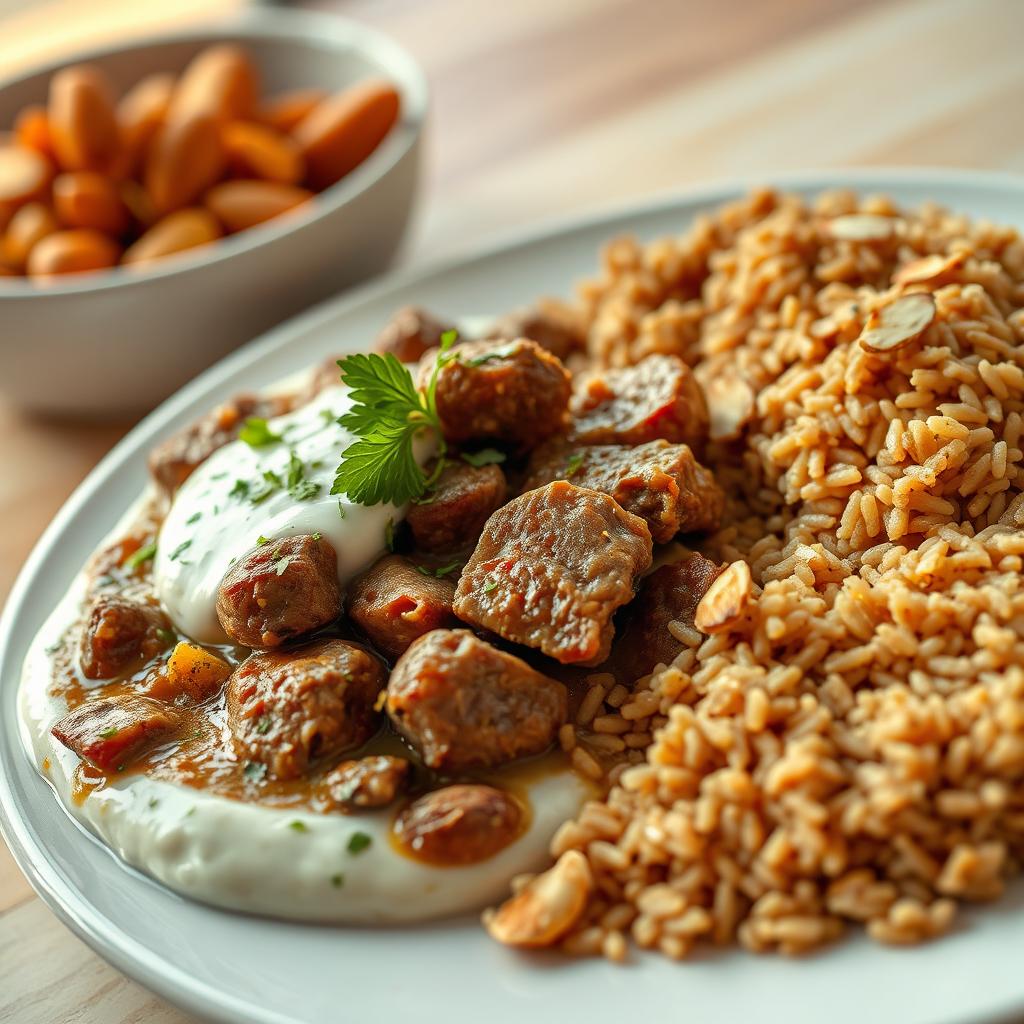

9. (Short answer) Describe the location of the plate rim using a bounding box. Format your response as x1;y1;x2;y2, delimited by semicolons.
3;166;1024;1024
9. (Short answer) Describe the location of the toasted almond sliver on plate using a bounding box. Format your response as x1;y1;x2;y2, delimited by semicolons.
694;560;753;634
484;850;592;947
858;292;936;355
827;214;897;242
707;374;755;442
893;251;965;285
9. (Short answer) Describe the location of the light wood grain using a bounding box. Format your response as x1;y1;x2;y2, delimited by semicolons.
2;0;1024;1020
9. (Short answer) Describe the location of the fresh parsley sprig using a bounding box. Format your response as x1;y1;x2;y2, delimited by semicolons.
332;332;458;506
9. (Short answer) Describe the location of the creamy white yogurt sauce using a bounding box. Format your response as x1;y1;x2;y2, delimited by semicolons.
155;385;429;643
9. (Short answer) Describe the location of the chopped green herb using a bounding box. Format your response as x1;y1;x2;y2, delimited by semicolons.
466;350;508;367
312;532;322;541
320;408;338;424
124;541;157;571
191;728;203;740
229;479;250;500
249;470;282;505
243;761;267;782
147;797;159;809
289;820;309;833
169;539;192;561
274;555;292;576
483;580;499;593
331;873;345;888
255;716;272;735
99;727;119;739
239;417;283;448
331;335;458;507
186;806;196;817
186;512;202;525
347;831;372;855
210;472;228;480
116;764;126;773
384;517;395;552
565;453;585;478
338;500;347;519
461;448;506;468
156;627;177;648
257;535;271;546
416;560;462;579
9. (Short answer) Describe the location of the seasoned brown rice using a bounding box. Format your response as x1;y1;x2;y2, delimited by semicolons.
496;188;1024;959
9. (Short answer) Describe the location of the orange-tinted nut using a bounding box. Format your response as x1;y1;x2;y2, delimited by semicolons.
294;79;400;191
259;88;327;133
222;120;304;184
118;71;174;171
27;229;120;279
48;64;121;173
0;146;52;206
14;106;54;159
122;207;221;266
170;44;259;123
53;172;129;235
119;179;157;231
3;202;58;270
145;112;226;214
204;180;312;232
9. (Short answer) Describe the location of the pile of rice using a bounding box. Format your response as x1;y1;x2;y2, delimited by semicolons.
541;189;1024;960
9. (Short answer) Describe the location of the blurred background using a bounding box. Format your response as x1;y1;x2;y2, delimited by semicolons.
1;0;1023;1021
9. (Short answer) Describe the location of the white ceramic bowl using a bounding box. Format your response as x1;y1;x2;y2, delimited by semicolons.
0;9;427;417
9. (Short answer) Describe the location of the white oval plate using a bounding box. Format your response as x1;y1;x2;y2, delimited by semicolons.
3;169;1024;1024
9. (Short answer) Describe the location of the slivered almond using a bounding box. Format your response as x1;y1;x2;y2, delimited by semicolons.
484;850;592;947
694;560;752;634
707;374;755;442
893;251;965;285
827;214;896;242
858;293;935;355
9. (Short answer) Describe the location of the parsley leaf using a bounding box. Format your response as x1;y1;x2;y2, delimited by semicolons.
239;417;282;448
169;539;192;561
289;820;309;833
124;541;156;570
461;448;506;468
565;453;585;478
243;761;267;782
483;580;499;593
332;336;458;506
99;727;119;739
186;512;202;525
331;873;345;888
257;535;271;546
347;832;372;855
384;517;395;552
229;479;250;500
274;555;291;576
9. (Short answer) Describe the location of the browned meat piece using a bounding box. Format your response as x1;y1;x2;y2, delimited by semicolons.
79;596;168;680
453;481;652;665
422;338;571;450
570;354;710;451
226;638;385;780
522;439;723;543
482;301;584;362
406;460;507;553
611;553;723;678
346;555;458;659
216;535;341;649
325;755;410;811
386;629;566;771
148;392;289;495
51;696;182;772
375;306;455;364
394;784;522;865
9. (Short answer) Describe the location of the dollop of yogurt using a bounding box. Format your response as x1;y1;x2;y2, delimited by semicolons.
155;385;426;643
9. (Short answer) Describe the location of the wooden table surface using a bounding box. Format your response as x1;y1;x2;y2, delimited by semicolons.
2;0;1023;1019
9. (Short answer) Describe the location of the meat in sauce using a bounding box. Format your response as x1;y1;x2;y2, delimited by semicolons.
346;554;458;659
481;301;584;363
454;481;653;665
216;534;341;649
79;595;169;680
394;784;523;865
147;392;289;496
52;695;182;772
375;306;456;364
423;338;571;449
325;754;410;812
386;629;567;771
610;553;723;678
226;638;385;781
570;354;709;451
522;439;723;543
406;460;507;553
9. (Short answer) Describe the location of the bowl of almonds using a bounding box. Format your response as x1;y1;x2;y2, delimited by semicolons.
0;8;427;416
